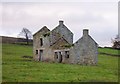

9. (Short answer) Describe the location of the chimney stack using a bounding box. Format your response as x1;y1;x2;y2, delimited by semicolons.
59;20;64;25
83;29;89;36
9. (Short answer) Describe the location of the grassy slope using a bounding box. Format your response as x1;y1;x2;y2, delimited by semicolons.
2;44;118;82
98;48;119;55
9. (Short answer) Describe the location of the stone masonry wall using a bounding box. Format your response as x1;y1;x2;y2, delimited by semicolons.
70;34;98;65
52;21;73;44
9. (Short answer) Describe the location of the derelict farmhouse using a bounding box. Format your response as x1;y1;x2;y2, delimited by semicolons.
33;21;98;65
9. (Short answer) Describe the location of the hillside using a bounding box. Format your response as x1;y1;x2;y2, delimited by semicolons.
2;43;119;82
98;47;119;56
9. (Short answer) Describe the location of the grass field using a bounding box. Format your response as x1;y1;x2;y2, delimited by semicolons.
98;47;119;55
2;43;119;82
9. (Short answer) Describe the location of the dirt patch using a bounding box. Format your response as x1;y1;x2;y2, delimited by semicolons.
22;55;33;59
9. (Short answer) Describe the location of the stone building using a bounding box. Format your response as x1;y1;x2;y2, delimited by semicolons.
33;21;98;65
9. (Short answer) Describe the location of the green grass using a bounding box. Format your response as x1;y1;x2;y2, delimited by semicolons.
2;43;119;82
98;48;119;55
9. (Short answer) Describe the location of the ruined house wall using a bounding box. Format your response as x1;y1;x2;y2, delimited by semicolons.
49;31;61;45
33;32;43;60
33;27;50;61
50;37;70;63
33;34;53;61
51;21;73;44
69;47;77;64
51;37;69;50
53;49;70;63
71;34;98;65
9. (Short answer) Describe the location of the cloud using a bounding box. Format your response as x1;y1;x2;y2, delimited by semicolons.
1;2;118;47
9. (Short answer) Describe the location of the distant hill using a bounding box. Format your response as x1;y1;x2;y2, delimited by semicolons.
0;36;33;44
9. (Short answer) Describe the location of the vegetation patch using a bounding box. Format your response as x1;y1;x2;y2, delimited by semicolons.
2;43;119;82
22;55;33;59
43;32;50;37
61;44;74;48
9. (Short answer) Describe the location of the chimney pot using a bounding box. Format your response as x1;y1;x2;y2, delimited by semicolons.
83;29;89;36
59;20;64;25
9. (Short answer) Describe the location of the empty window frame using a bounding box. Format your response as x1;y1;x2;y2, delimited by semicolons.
36;50;38;54
40;38;43;46
55;52;58;59
65;51;69;58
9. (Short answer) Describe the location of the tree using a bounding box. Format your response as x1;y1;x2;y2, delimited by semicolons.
18;28;32;45
112;34;120;49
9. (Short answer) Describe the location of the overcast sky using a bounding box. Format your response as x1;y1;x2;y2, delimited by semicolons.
0;0;118;47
